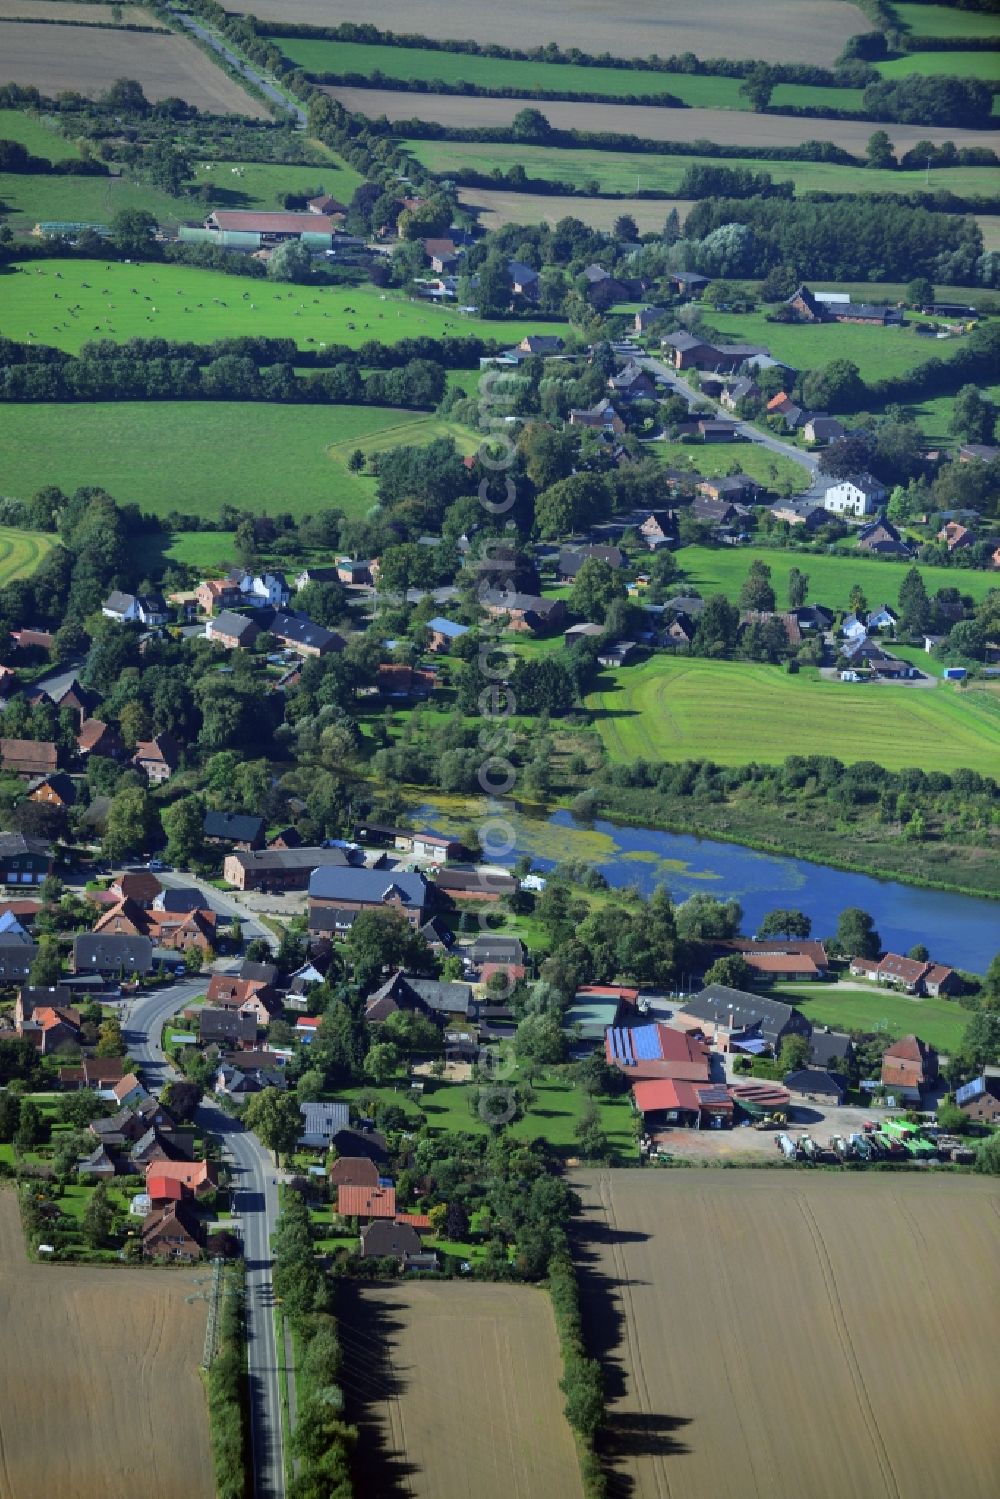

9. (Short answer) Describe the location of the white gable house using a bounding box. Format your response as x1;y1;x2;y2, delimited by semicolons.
823;475;887;518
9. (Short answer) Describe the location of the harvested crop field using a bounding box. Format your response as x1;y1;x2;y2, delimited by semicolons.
0;1191;213;1499
338;1280;583;1499
458;187;694;232
0;21;269;114
0;0;164;19
229;0;867;65
331;86;1000;155
574;1169;1000;1499
0;1;165;22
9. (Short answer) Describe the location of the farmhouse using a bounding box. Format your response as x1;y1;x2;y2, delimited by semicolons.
0;739;58;778
674;984;811;1053
605;1022;711;1082
717;939;829;980
308;867;429;928
198;209;337;249
823;474;888;518
881;1035;938;1102
859;952;960;995
224;845;351;892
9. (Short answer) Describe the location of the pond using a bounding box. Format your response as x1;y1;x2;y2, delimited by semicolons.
417;798;997;974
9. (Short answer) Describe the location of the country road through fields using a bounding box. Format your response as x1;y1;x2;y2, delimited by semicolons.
125;945;286;1499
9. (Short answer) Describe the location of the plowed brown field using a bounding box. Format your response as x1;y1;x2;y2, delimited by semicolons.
327;86;1000;156
226;0;867;66
573;1169;1000;1499
0;20;268;114
0;1192;214;1499
338;1280;583;1499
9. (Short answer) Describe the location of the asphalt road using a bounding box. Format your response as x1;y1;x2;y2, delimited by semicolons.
126;974;286;1499
640;355;825;501
157;870;280;954
168;3;306;124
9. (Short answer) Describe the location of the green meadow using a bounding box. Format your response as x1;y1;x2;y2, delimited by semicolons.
0;402;475;518
186;155;361;209
0;108;82;160
677;544;1000;610
587;656;1000;775
876;51;1000;81
276;36;864;113
699;308;968;383
893;4;1000;40
0;258;553;352
404;138;999;200
774;983;970;1052
0;171;192;233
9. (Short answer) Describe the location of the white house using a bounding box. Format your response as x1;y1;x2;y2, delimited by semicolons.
101;592;168;626
228;569;290;608
823;475;887;517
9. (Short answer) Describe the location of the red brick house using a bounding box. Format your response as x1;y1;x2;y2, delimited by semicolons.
955;1075;1000;1124
881;1035;938;1102
196;578;242;616
142;1200;203;1261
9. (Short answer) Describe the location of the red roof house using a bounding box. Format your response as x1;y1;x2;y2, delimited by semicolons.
336;1185;397;1221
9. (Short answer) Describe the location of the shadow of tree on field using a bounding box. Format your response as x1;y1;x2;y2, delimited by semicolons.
571;1176;691;1498
336;1283;417;1499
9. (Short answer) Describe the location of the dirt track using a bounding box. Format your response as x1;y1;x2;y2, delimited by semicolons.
327;86;1000;157
458;188;694;231
0;20;269;114
338;1280;583;1499
0;1192;214;1499
573;1169;1000;1499
227;0;865;66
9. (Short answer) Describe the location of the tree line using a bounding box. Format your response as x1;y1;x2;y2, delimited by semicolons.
0;341;447;408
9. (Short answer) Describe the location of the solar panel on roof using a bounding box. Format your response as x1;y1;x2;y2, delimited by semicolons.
955;1077;984;1106
634;1025;663;1062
